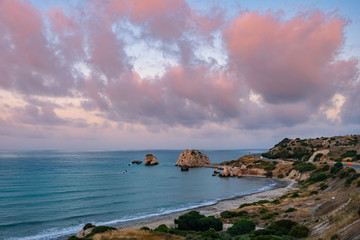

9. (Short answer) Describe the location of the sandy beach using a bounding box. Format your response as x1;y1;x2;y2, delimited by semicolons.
114;178;297;230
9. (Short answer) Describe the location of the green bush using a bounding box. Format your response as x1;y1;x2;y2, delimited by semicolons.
174;211;222;231
85;225;117;237
289;225;310;238
331;162;343;174
83;223;95;230
253;235;278;240
227;219;255;235
154;224;169;232
267;219;298;236
175;211;204;230
308;173;327;184
140;226;150;231
271;199;281;204
220;210;248;218
259;208;269;214
261;212;279;220
341;150;357;158
319;183;329;190
285;207;297;213
357;180;360;187
257;200;270;204
331;233;340;240
314;153;324;162
293;163;316;173
199;216;223;231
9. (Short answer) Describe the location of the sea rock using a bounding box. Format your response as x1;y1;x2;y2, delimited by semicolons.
175;149;210;167
144;153;159;165
76;227;94;238
132;160;142;164
181;165;189;171
214;169;220;174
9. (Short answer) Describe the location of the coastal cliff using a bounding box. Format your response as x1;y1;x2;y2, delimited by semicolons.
175;149;210;167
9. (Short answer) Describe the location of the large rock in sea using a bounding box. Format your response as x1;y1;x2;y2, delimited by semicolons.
144;153;159;165
176;149;210;167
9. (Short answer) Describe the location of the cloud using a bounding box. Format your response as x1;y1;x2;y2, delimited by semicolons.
0;0;358;144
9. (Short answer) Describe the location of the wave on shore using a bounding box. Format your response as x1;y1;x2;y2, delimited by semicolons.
8;180;279;240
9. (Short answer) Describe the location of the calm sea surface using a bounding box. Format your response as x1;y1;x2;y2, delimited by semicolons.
0;149;278;240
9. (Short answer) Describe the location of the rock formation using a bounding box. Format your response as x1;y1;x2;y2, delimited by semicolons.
176;149;210;167
214;169;220;174
132;160;142;164
144;153;159;165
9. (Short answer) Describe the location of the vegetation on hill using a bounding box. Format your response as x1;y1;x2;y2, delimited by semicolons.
263;135;360;161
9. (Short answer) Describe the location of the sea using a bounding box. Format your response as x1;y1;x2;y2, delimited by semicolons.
0;149;279;240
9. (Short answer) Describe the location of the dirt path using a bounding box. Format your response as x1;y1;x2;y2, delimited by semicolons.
308;149;329;162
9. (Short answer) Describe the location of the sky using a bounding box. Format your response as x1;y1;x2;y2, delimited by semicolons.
0;0;359;151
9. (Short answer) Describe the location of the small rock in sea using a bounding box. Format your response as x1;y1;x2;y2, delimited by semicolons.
144;153;159;165
132;160;142;164
214;169;220;174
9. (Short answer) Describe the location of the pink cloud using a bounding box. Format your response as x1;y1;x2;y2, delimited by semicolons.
224;11;353;104
0;0;358;134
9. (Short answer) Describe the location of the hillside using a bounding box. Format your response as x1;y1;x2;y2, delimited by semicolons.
263;135;360;161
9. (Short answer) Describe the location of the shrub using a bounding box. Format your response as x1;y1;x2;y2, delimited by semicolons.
239;203;255;208
252;229;273;236
308;173;327;184
293;163;316;173
140;226;150;231
227;219;255;235
278;174;284;178
357;180;360;187
310;190;319;195
257;200;270;204
331;233;340;240
199;216;223;231
285;208;297;213
358;207;360;216
271;199;281;204
319;183;329;190
154;224;169;232
261;212;279;220
289;225;310;238
253;235;278;240
87;226;116;237
83;223;95;230
314;153;324;162
341;150;357;158
192;228;220;239
175;211;204;230
259;208;269;214
267;219;297;236
174;211;222;231
290;192;300;198
331;162;343;174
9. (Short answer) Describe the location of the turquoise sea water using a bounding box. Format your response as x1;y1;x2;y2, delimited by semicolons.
0;149;278;240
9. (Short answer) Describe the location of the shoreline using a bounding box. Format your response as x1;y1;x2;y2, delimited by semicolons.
114;177;297;230
57;177;297;239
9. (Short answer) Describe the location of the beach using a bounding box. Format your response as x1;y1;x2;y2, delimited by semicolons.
114;178;297;230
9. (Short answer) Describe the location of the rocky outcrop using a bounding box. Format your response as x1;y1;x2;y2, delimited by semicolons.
176;149;210;167
214;169;220;174
132;160;142;164
219;166;267;177
76;226;94;238
287;169;310;181
144;153;159;165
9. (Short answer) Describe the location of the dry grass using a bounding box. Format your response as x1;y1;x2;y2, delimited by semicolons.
92;229;184;240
